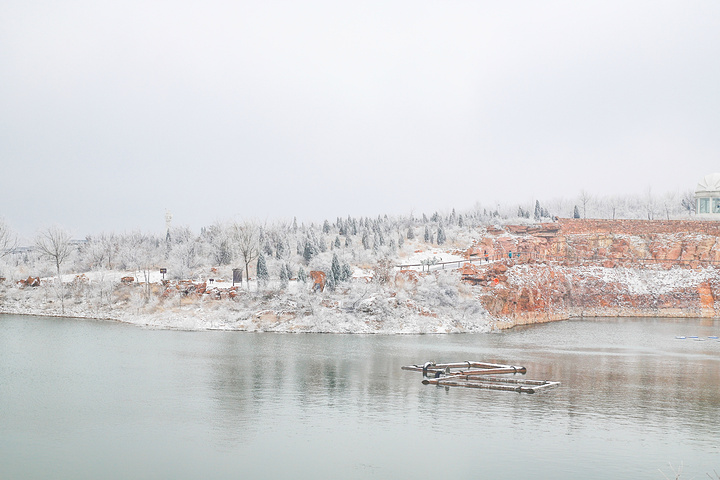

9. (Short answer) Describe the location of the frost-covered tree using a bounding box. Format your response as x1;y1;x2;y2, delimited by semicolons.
325;267;336;291
424;226;430;243
362;231;371;250
35;226;73;278
256;253;269;286
681;190;696;215
437;226;446;245
204;223;232;266
573;205;580;219
579;190;592;219
0;219;17;258
297;266;307;283
534;200;541;221
322;220;331;234
407;227;415;240
341;263;353;282
275;238;285;259
303;241;316;263
331;253;341;282
35;226;74;312
279;263;289;289
233;221;260;290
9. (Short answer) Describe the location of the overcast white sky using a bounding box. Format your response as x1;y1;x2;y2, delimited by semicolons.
1;0;719;239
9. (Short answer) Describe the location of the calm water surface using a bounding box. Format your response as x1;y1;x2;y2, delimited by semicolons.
1;314;719;479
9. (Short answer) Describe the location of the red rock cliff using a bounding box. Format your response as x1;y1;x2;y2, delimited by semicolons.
466;219;720;329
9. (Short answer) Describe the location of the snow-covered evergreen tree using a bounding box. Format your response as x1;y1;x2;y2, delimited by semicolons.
331;253;341;282
326;268;336;291
341;263;353;282
297;266;307;283
362;231;370;250
437;226;446;245
573;205;581;219
303;241;315;264
279;262;289;289
424;226;430;243
256;253;269;286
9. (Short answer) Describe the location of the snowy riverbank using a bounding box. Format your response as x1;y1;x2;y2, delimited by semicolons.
0;270;494;334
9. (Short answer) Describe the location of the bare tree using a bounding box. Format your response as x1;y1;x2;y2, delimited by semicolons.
661;191;678;220
232;221;260;290
579;190;592;219
120;232;162;300
35;226;72;277
680;189;696;216
0;219;17;258
35;226;73;313
644;188;656;220
606;195;621;220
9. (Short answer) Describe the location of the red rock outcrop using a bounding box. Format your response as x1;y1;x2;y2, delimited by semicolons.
468;219;720;329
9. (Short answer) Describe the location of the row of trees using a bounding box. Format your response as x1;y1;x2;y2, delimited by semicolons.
0;188;700;291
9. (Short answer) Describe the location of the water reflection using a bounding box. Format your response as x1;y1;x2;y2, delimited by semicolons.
1;315;718;480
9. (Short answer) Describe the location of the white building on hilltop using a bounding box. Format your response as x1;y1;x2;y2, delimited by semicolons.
695;173;720;215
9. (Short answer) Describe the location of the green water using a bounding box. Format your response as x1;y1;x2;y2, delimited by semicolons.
1;314;718;479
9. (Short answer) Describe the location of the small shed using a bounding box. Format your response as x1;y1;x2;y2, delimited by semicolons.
695;173;720;215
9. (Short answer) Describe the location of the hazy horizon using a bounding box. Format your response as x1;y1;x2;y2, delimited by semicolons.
2;1;718;239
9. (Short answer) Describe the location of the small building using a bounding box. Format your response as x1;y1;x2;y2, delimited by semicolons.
695;173;720;215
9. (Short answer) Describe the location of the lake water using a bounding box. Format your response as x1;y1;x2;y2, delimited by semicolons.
1;314;719;479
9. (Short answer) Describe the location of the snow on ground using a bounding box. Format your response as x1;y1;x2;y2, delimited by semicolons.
507;262;719;296
395;240;466;271
2;269;494;334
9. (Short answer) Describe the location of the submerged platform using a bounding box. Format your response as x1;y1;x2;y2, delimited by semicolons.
402;361;560;394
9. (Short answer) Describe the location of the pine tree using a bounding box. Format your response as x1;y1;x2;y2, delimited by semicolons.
279;263;289;288
437;226;446;245
534;200;541;221
362;231;371;250
407;227;415;239
326;268;336;291
322;220;331;234
334;236;341;248
297;266;307;283
331;253;341;282
424;226;430;243
256;253;269;285
303;242;312;263
341;263;353;282
573;205;581;219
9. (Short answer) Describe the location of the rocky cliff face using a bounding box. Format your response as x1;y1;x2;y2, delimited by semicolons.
464;219;720;329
